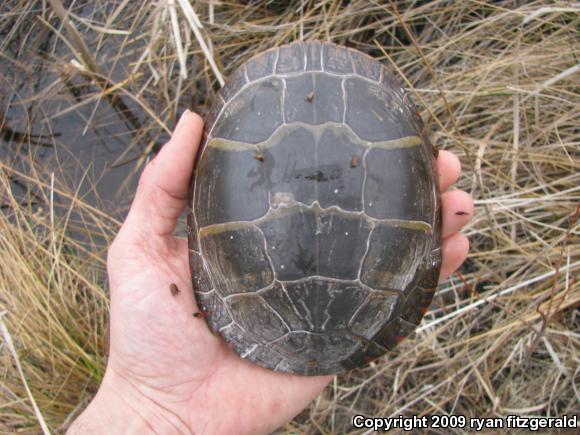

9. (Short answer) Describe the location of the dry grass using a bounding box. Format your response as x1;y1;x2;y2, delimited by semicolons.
1;0;579;433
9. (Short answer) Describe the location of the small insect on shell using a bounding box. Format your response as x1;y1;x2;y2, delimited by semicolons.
253;153;265;162
351;154;360;168
170;283;180;296
306;92;314;103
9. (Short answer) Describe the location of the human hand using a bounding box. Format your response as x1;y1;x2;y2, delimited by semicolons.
68;110;472;434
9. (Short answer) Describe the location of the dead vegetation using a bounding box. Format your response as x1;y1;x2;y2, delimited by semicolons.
1;1;578;433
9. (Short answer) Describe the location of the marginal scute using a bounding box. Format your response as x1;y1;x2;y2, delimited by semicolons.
399;318;418;338
220;65;248;103
276;43;305;73
246;345;283;367
187;210;199;251
349;48;381;81
343;340;388;368
380;66;405;100
323;42;353;73
189;250;212;293
246;48;277;80
368;317;401;350
203;99;223;138
304;40;322;71
195;290;232;330
220;323;259;356
420;246;442;290
272;331;360;367
200;224;274;296
400;285;432;326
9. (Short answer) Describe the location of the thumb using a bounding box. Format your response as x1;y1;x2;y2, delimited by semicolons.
122;110;203;242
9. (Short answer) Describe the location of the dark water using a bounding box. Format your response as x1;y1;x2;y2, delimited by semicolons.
1;2;198;240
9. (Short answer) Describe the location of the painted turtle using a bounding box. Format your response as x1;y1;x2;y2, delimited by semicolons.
188;41;441;376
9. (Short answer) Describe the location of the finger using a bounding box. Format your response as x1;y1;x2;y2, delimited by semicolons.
125;110;203;239
441;190;474;239
436;150;461;192
439;232;469;282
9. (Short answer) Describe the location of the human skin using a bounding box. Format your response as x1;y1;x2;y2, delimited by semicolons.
68;110;473;434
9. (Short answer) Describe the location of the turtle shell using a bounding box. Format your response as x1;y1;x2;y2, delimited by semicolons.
187;41;441;376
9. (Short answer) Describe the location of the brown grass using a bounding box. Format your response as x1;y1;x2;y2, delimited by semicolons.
1;1;579;433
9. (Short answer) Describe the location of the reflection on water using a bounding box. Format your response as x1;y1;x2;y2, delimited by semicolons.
1;1;204;243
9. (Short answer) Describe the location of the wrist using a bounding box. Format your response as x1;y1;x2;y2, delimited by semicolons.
67;368;191;434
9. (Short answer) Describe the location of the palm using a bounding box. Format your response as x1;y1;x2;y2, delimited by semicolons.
98;112;472;434
107;235;329;433
108;239;219;385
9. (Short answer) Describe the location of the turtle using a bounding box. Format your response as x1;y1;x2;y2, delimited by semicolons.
187;41;441;376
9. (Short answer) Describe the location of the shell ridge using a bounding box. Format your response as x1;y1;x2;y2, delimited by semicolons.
207;121;423;151
198;202;433;233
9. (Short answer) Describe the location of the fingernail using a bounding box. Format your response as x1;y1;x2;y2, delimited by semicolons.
173;109;191;136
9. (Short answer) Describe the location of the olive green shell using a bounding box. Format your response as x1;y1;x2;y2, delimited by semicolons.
188;41;441;375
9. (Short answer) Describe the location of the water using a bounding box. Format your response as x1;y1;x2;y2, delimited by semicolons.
1;2;198;240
